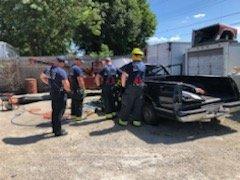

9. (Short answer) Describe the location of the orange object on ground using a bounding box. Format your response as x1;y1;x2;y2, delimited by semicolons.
43;112;52;119
42;111;71;120
27;107;71;120
27;108;42;115
25;78;38;94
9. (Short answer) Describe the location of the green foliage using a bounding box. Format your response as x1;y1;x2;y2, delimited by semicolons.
0;0;102;56
0;0;156;56
90;44;113;59
74;0;156;55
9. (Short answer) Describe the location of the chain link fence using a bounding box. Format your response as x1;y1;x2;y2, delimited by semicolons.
0;57;51;93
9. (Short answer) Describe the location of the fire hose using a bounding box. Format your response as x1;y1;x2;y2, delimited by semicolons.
7;93;107;127
10;106;96;127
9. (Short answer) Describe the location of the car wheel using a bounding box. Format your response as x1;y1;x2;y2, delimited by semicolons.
210;118;221;124
143;102;158;125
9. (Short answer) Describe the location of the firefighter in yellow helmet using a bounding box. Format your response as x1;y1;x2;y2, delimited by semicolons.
118;48;146;127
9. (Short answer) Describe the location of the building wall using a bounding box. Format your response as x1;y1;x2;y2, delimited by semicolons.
185;42;240;76
146;42;191;75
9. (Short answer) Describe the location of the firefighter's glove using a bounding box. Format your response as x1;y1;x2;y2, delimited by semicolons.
67;91;74;98
82;90;86;98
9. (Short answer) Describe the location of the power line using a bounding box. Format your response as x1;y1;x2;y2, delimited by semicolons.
230;21;240;26
157;11;240;35
159;0;212;16
160;0;227;22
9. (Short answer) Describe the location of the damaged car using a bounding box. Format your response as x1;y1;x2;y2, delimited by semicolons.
143;65;240;124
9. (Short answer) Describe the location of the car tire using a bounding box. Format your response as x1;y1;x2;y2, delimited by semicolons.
210;118;221;124
143;102;158;125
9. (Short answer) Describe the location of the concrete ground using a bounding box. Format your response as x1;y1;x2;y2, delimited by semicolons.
1;97;240;180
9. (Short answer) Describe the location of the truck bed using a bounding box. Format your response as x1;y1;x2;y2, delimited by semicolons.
144;74;240;123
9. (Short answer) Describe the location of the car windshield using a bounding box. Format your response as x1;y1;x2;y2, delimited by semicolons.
146;65;169;76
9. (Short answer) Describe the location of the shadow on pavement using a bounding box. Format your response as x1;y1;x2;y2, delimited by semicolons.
5;113;237;145
84;98;237;143
70;118;109;127
2;133;54;145
90;122;125;136
89;119;237;144
228;112;240;122
36;118;108;128
36;120;69;128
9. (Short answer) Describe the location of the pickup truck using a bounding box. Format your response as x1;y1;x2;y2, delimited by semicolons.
143;65;240;124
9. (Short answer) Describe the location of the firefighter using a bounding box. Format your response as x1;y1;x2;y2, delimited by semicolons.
40;57;71;136
118;48;146;127
95;57;121;118
69;57;86;121
112;75;123;112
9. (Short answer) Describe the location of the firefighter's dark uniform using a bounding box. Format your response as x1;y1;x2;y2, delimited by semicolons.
69;64;85;117
99;64;121;115
44;65;68;136
118;61;146;126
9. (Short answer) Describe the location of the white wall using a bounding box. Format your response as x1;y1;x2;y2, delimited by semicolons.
112;56;131;68
147;42;191;75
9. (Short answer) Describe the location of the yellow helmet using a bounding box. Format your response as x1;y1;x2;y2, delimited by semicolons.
132;48;144;61
132;48;144;56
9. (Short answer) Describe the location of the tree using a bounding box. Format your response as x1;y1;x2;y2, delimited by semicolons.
0;0;156;56
89;44;113;59
0;0;102;56
74;0;156;55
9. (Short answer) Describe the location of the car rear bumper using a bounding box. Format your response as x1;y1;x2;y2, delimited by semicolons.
177;101;240;122
153;100;240;122
177;111;225;122
154;107;226;122
223;101;240;113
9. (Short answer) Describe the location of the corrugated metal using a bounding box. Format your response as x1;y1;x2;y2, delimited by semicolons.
186;42;240;77
147;42;191;75
187;48;224;75
171;43;191;75
186;42;226;75
228;45;240;74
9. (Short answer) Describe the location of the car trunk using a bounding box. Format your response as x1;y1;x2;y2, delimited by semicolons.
149;75;240;111
167;76;238;99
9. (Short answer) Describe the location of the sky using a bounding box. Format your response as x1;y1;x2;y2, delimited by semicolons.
147;0;240;45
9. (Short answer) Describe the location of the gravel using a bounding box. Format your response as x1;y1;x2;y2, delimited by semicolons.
1;97;240;179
